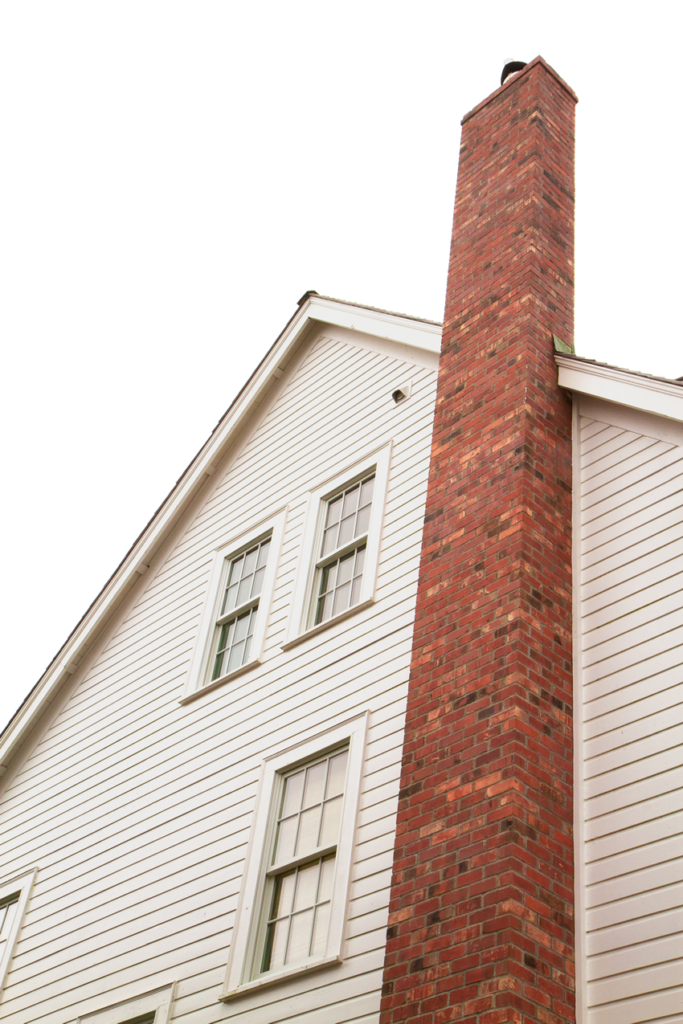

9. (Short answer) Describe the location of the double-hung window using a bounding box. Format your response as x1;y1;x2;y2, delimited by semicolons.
260;747;348;974
211;536;271;681
181;511;285;702
222;714;367;999
314;475;374;625
284;444;392;645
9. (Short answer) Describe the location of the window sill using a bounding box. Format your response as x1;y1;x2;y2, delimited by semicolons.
281;598;374;651
220;955;342;1002
179;656;261;705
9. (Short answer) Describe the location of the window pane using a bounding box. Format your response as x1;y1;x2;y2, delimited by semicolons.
229;553;244;582
332;581;351;617
296;806;321;856
274;816;297;863
354;546;366;575
293;861;319;912
310;902;330;958
223;582;240;614
242;546;258;577
321;561;337;594
325;751;348;799
234;611;251;642
342;484;359;518
251;565;266;597
338;515;355;547
350;576;363;607
318;855;336;903
264;917;288;972
355;503;371;537
272;870;296;918
237;577;252;606
281;771;305;818
227;640;245;673
257;539;271;568
325;495;343;528
303;761;326;807
321;526;338;557
337;551;354;586
319;795;343;847
287;909;314;963
359;475;375;507
316;590;334;625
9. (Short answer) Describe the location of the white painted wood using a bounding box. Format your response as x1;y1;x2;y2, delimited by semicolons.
575;394;683;1024
0;298;439;774
556;355;683;425
0;322;437;1024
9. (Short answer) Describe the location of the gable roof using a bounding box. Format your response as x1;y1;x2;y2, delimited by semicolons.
0;294;442;773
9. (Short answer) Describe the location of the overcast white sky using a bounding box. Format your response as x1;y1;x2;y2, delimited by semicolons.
1;1;681;731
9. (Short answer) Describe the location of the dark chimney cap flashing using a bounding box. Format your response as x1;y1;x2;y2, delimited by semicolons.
501;61;527;86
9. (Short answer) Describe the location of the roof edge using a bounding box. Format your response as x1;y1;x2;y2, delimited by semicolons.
0;294;442;771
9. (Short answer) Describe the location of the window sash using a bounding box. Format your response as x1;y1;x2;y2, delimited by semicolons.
283;446;390;646
222;715;367;999
251;747;348;980
182;512;285;701
260;854;336;974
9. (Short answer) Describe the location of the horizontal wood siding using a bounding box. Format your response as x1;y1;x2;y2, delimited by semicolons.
578;401;683;1024
0;329;437;1024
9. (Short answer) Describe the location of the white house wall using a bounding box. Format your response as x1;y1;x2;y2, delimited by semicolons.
0;326;438;1024
577;395;683;1024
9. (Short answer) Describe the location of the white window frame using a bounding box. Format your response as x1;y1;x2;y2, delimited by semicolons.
221;712;368;1000
283;443;392;648
180;510;286;703
77;983;175;1024
0;867;37;994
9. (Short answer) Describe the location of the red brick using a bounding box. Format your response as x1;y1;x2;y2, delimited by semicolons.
380;57;576;1024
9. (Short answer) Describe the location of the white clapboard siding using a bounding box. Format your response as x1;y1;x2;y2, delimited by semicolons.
578;402;683;1024
0;326;438;1024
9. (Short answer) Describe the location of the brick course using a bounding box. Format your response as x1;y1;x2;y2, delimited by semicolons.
380;57;577;1024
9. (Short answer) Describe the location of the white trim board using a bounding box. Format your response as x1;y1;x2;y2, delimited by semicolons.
0;867;37;995
77;982;176;1024
0;296;441;773
556;355;683;425
578;394;683;449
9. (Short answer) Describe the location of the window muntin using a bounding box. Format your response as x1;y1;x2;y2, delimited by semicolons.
0;895;19;961
313;474;374;626
256;748;349;978
209;537;271;683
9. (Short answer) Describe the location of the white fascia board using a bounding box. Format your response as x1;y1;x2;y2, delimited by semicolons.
0;296;441;772
556;355;683;424
306;295;442;353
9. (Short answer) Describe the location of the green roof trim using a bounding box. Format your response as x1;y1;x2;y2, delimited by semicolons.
553;333;574;355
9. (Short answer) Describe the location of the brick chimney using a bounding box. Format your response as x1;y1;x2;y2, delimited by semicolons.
381;57;577;1024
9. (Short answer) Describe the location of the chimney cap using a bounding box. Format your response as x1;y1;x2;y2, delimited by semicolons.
501;61;527;85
